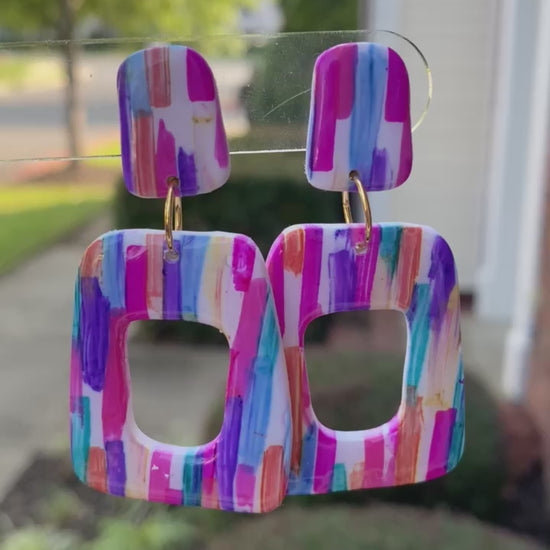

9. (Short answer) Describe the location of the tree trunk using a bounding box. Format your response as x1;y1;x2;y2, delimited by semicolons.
59;0;83;173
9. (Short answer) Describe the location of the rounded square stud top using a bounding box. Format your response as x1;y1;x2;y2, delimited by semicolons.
118;46;230;198
306;43;413;192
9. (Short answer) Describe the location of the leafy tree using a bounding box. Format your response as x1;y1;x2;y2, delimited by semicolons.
1;0;256;170
280;0;358;32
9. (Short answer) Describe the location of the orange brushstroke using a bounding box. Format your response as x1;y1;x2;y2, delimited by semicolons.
260;445;286;512
80;240;102;278
283;229;305;275
395;396;423;485
349;461;365;490
285;346;304;474
87;447;107;493
395;227;422;309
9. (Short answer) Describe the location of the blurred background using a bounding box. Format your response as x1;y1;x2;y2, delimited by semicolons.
1;0;550;548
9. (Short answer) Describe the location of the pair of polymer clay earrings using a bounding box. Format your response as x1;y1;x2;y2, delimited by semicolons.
70;43;464;513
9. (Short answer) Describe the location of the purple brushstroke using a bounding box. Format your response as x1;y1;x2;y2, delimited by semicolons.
369;148;389;191
80;277;110;392
428;236;456;330
217;396;243;510
105;440;126;496
328;243;357;312
163;240;181;320
177;147;198;195
117;63;133;193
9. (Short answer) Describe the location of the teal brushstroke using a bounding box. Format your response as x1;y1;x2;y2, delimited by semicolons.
379;225;403;280
71;397;90;482
183;452;201;506
332;463;348;492
71;273;81;341
448;356;465;470
406;284;431;388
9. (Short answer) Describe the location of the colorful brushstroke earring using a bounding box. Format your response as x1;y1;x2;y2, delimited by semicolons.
267;43;464;496
70;45;291;512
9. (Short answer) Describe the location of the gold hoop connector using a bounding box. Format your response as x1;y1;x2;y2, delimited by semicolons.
342;171;372;253
164;176;183;259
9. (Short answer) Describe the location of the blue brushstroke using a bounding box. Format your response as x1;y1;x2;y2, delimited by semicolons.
71;397;90;482
349;44;388;184
179;234;210;320
288;423;317;495
406;283;431;389
237;295;280;468
125;51;151;116
102;233;125;310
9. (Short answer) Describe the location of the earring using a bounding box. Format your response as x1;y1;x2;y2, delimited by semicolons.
267;43;464;495
70;45;291;513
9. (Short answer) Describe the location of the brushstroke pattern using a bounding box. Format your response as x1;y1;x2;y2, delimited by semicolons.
70;229;291;512
306;43;413;192
118;46;230;198
266;222;464;495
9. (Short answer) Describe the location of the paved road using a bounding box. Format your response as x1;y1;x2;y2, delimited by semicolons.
0;217;228;498
0;53;251;182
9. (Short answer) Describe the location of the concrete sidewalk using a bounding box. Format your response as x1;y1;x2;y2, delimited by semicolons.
0;219;229;498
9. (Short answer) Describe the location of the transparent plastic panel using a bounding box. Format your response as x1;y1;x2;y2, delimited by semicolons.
0;30;430;172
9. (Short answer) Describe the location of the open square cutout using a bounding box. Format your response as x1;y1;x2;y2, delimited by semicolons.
70;229;291;512
267;222;464;495
128;320;228;447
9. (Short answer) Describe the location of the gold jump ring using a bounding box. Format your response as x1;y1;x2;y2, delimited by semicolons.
164;177;182;254
342;171;372;253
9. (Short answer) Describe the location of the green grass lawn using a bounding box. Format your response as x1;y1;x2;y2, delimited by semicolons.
0;183;113;275
0;55;64;90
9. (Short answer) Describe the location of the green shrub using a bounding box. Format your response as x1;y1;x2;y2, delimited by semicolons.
113;153;341;344
206;504;545;550
203;349;507;523
85;514;198;550
0;527;79;550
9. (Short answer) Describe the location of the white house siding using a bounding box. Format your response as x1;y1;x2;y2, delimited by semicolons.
366;0;498;291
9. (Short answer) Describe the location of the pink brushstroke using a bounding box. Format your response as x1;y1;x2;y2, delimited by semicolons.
313;428;337;493
125;245;149;317
186;49;215;101
155;119;177;197
148;451;181;504
145;47;171;108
